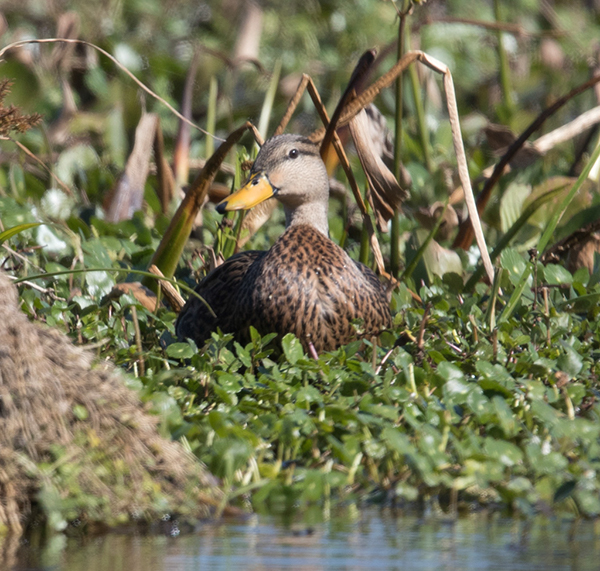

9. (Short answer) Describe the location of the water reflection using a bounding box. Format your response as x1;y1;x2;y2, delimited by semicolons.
9;509;600;570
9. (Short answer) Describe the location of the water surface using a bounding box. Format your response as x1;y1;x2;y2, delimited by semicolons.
10;509;600;570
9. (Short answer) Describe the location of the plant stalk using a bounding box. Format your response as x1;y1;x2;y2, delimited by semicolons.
406;33;432;173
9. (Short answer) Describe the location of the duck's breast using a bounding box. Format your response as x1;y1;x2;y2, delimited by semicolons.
245;225;390;351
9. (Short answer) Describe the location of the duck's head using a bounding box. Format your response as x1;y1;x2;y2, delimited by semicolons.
216;134;330;234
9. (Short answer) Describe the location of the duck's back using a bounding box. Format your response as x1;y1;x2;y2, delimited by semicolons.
238;224;391;352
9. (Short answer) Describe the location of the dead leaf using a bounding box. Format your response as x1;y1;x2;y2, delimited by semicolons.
555;371;570;388
349;106;408;232
105;282;158;312
154;117;176;214
233;1;263;66
414;201;459;241
484;124;541;169
542;217;600;273
207;182;232;204
174;51;200;188
105;113;158;222
540;38;566;71
148;265;184;313
51;12;80;71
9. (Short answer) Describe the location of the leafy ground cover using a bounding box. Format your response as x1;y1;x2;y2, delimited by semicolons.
4;192;600;518
2;0;600;525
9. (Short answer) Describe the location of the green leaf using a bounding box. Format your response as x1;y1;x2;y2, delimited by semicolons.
543;264;573;286
500;248;528;286
166;342;195;359
492;396;520;438
574;490;600;516
478;379;514;399
281;333;304;365
440;362;470;402
234;342;252;368
208;438;252;480
500;182;530;232
217;372;243;394
72;405;89;420
483;437;523;466
566;383;586;406
553;480;576;503
382;427;415;454
557;341;583;377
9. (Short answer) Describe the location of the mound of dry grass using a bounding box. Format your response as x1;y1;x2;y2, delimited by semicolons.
0;270;219;535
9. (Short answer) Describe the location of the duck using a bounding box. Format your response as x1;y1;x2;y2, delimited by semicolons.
175;132;392;354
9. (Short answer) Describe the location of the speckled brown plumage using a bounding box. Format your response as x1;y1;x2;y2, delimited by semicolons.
176;134;392;352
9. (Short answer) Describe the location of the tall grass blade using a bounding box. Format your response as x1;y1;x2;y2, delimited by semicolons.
0;223;42;244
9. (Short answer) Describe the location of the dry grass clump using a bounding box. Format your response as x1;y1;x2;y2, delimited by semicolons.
0;270;219;536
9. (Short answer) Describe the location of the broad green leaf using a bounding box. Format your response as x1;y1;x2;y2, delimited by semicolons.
500;182;530;233
166;343;195;359
281;333;304;365
500;248;528;286
483;437;523;466
543;264;573;286
557;341;583;377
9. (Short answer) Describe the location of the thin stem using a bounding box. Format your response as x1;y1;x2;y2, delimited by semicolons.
257;59;282;142
406;34;432;172
359;186;371;266
494;0;514;115
391;4;408;279
205;76;218;158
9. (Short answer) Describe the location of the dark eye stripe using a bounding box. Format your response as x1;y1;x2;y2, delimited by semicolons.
285;147;318;160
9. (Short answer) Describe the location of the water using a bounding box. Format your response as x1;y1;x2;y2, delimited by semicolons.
8;509;600;570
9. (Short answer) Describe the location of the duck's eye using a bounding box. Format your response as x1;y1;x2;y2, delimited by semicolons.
288;148;299;159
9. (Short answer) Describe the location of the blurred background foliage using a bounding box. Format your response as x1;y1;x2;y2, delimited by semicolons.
2;0;600;270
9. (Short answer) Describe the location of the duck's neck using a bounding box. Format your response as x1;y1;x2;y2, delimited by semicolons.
284;201;329;237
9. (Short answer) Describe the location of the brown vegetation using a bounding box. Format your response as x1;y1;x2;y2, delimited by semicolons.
0;270;218;536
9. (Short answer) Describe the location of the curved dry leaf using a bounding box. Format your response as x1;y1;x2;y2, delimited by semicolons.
349;107;408;232
148;264;184;312
207;182;232;204
173;51;200;188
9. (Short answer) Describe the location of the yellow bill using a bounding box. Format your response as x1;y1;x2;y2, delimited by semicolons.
216;172;274;214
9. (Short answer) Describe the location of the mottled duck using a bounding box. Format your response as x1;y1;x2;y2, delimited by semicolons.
176;133;392;353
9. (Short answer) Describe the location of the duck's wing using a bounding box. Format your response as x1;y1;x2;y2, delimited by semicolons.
175;250;265;347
